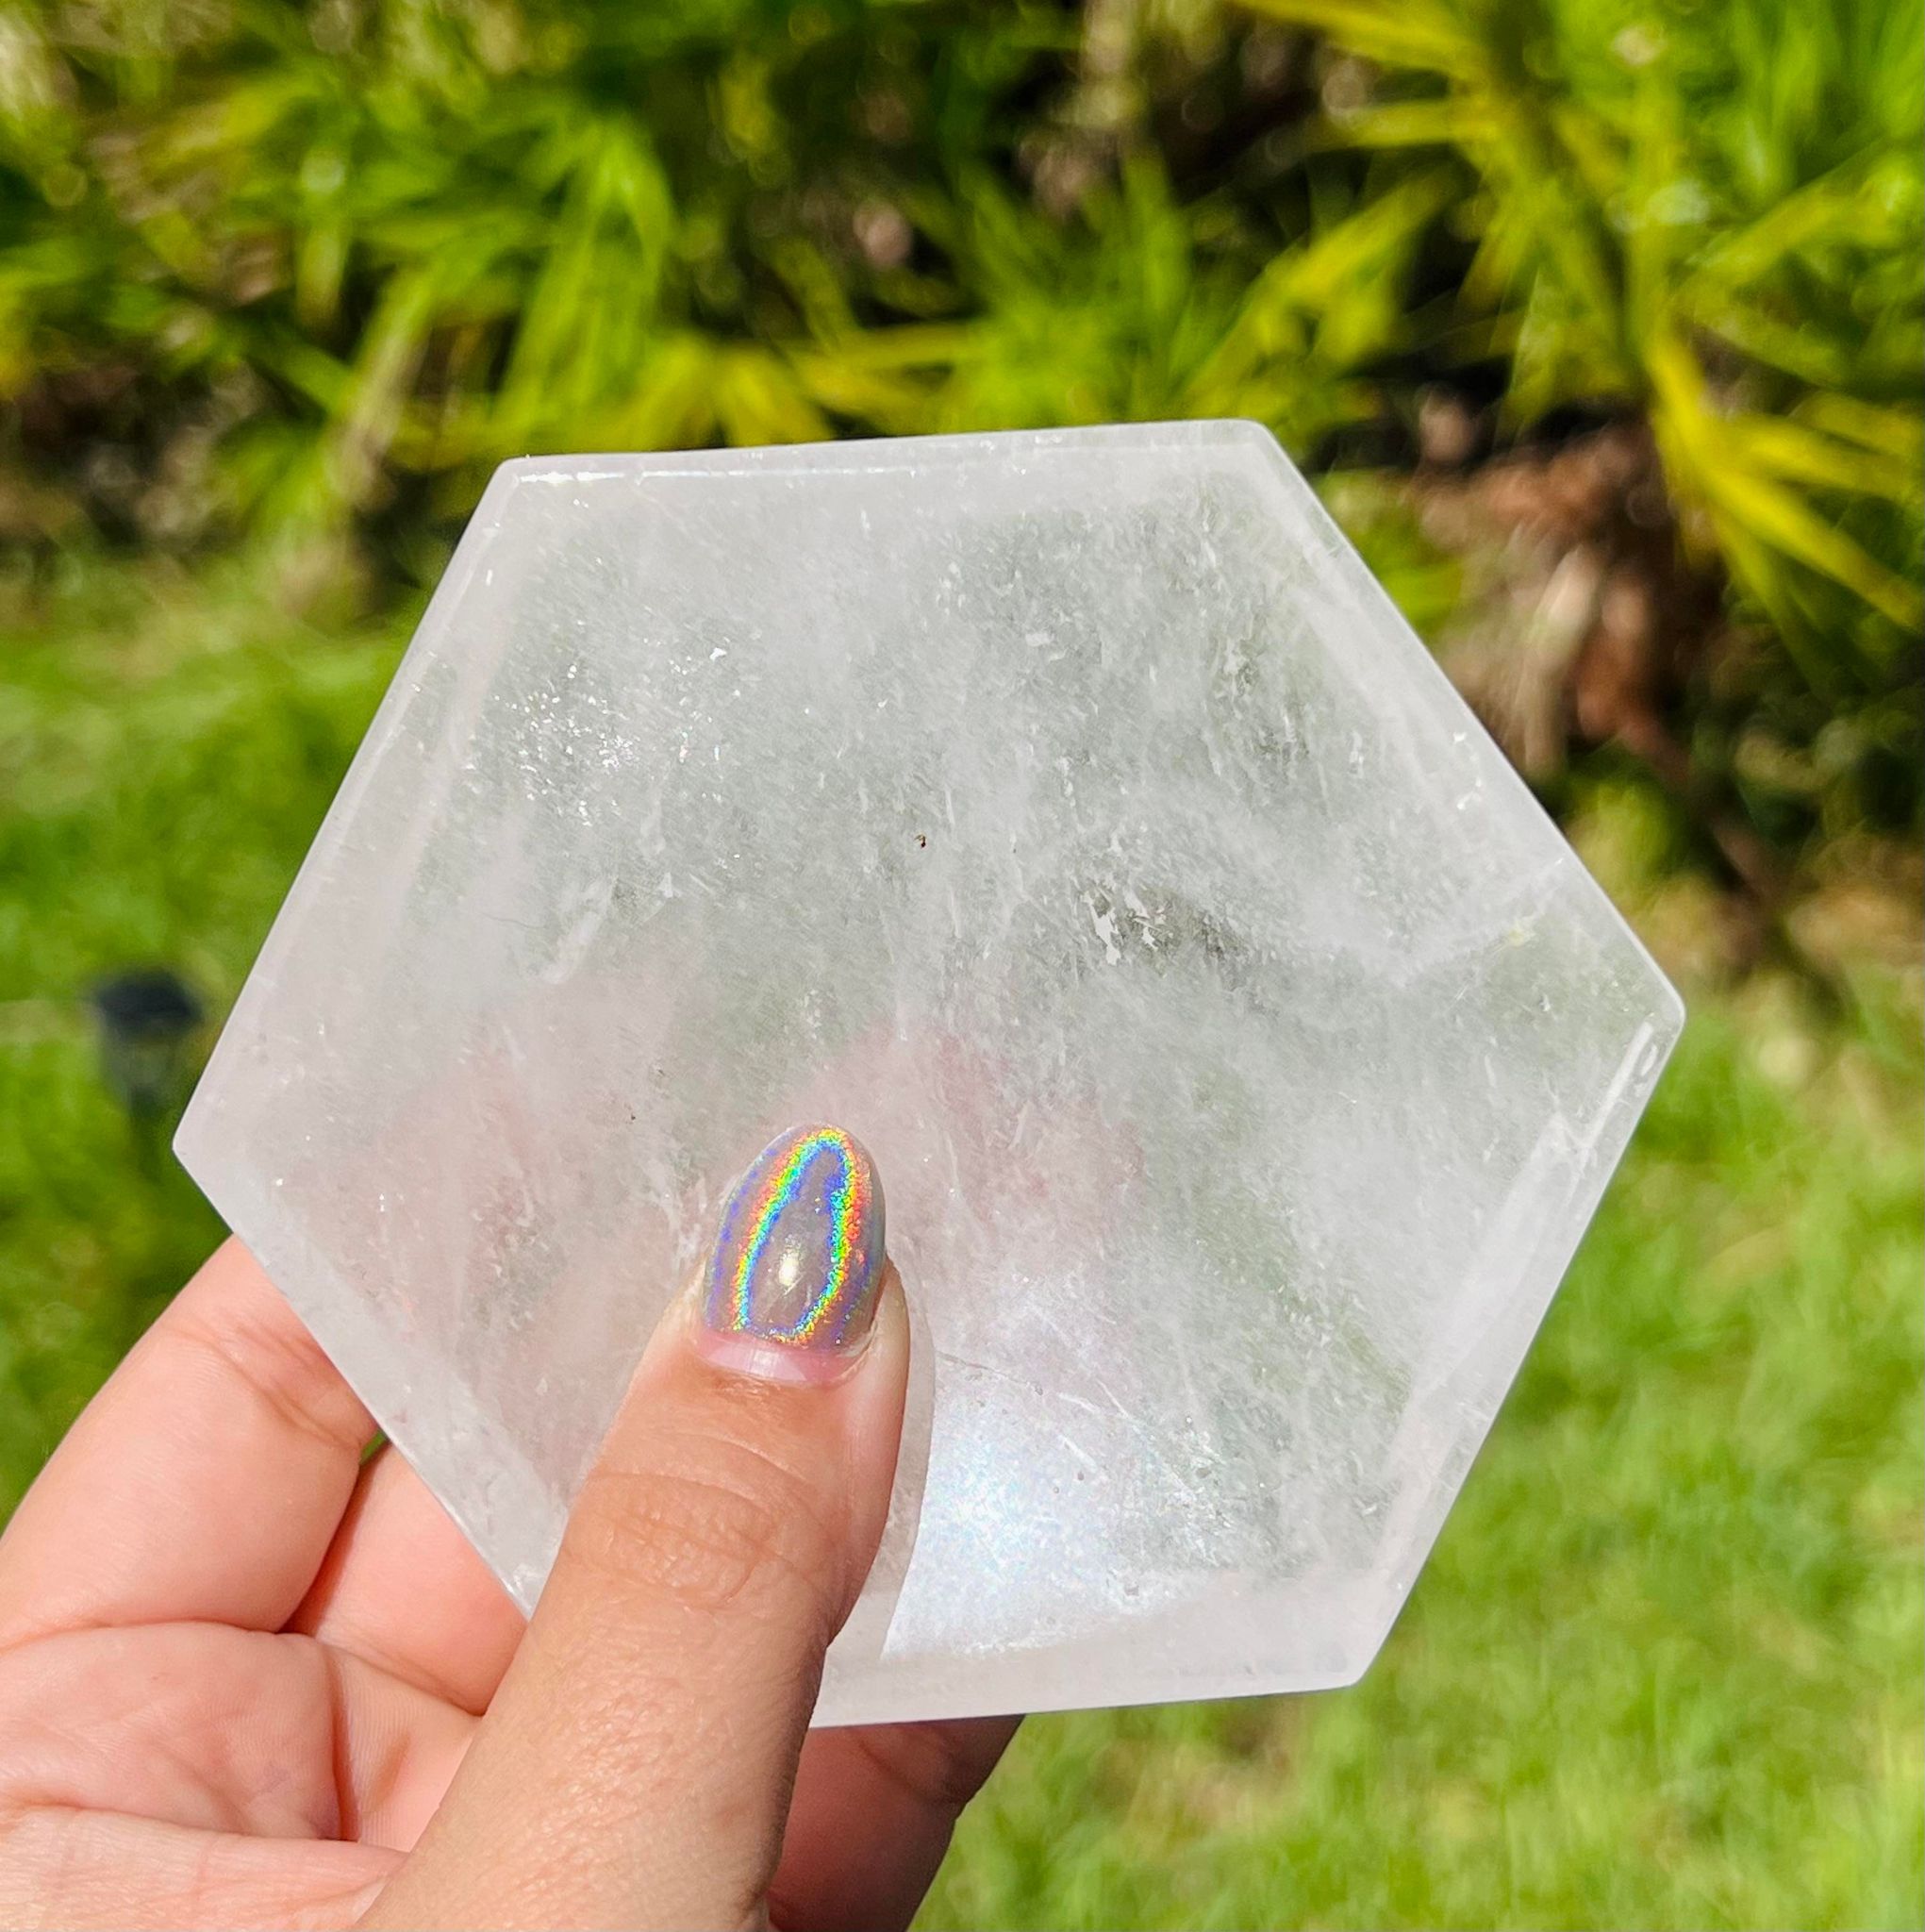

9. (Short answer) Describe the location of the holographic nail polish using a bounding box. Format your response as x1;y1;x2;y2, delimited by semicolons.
702;1124;886;1357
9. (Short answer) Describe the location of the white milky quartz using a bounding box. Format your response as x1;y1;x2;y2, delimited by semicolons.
175;423;1682;1724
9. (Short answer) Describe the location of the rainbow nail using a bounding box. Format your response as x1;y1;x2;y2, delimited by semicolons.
703;1125;886;1354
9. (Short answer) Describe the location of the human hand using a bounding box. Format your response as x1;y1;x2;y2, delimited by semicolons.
0;1125;1015;1928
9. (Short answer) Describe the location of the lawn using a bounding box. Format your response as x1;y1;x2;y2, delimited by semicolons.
1;565;1918;1928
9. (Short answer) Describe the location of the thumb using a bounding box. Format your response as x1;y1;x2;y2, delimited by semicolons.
367;1124;906;1931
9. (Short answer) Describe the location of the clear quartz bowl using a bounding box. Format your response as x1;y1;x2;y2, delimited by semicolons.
176;423;1682;1724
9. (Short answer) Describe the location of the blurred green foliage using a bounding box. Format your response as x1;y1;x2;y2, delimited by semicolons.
0;0;1440;528
1253;0;1925;892
0;565;399;1487
1257;0;1924;636
0;0;1918;880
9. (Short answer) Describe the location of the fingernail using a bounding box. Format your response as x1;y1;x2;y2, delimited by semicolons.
699;1124;886;1379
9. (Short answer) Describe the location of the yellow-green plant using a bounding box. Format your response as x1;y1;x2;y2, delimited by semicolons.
1247;0;1924;669
0;4;1457;535
0;0;1917;864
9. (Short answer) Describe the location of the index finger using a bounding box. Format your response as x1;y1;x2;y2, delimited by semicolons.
0;1239;375;1651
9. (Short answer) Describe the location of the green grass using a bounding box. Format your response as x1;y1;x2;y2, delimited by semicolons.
0;562;410;1484
1;566;1919;1928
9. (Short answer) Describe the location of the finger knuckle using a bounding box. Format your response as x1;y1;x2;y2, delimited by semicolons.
853;1720;1004;1816
566;1437;840;1633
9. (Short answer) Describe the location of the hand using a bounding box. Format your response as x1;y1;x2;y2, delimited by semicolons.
0;1125;1015;1928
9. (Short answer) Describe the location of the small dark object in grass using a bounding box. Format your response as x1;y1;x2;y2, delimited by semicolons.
89;968;204;1119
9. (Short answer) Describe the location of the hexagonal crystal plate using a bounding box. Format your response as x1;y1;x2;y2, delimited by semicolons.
176;423;1681;1724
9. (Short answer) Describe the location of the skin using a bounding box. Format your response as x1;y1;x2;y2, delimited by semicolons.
0;1239;1017;1929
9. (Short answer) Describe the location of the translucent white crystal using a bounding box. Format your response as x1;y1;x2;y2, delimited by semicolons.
175;424;1681;1723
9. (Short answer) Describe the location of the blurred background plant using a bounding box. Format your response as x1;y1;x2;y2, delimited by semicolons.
0;3;1918;1926
1;0;1918;933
